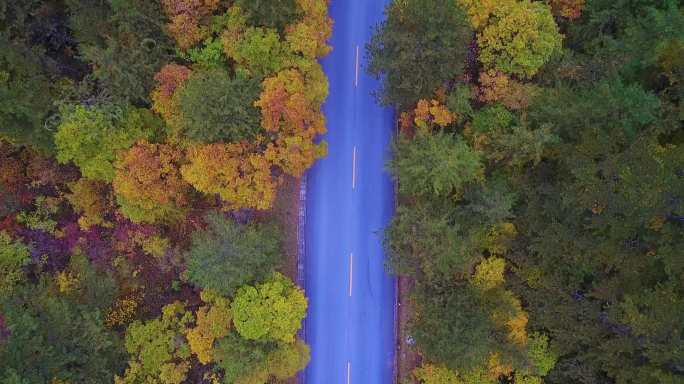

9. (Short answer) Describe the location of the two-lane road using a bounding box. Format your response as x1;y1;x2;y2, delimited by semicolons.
303;1;396;383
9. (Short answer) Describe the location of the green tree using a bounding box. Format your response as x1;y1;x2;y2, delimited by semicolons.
367;0;472;108
214;333;270;384
471;105;558;169
525;332;558;376
0;2;58;152
54;105;159;181
509;104;683;383
235;0;303;31
605;282;684;384
0;256;124;383
176;69;262;143
67;0;174;105
231;272;307;343
412;285;498;372
187;36;226;68
413;363;459;384
446;84;475;125
471;104;516;134
528;78;661;141
386;176;517;285
385;199;479;283
214;333;309;384
223;25;294;77
185;212;281;296
264;339;310;380
389;132;484;198
117;302;193;384
563;0;684;88
0;232;29;299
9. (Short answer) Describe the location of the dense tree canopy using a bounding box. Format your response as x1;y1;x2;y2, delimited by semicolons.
6;0;681;382
0;1;325;382
367;0;473;108
374;0;684;382
0;255;124;383
231;272;307;343
55;106;159;181
0;231;30;299
0;1;62;153
67;0;174;105
181;142;278;210
235;0;302;31
214;333;310;384
176;69;262;143
185;212;281;296
390;131;483;198
477;0;562;78
113;141;189;224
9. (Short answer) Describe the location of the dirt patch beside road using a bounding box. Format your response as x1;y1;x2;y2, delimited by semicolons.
260;175;300;281
260;175;301;384
397;275;421;383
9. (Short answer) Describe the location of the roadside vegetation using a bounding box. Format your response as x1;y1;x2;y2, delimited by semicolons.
0;0;331;382
369;0;684;383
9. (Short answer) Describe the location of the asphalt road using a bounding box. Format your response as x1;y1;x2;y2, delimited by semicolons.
303;1;396;383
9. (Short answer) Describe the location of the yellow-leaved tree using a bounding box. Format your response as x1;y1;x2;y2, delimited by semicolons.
186;290;232;364
181;142;277;210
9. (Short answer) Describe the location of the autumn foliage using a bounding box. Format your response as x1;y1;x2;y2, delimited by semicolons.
66;178;112;229
186;290;232;364
458;0;515;29
256;69;327;176
477;0;562;78
181;143;277;210
151;64;192;135
476;69;539;110
413;99;456;130
286;0;333;58
1;1;330;382
149;3;329;209
547;0;585;20
160;0;220;50
113;141;189;224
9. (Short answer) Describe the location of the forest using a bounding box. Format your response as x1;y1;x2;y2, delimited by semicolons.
368;0;684;383
1;0;683;383
0;0;330;383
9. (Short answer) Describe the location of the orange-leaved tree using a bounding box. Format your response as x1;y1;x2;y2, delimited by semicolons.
547;0;585;20
413;99;456;131
256;69;327;177
151;64;192;136
160;0;220;50
113;141;189;224
476;70;539;110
